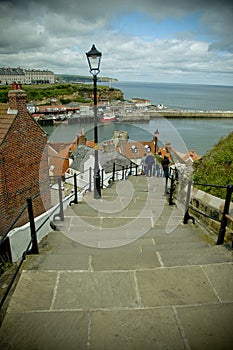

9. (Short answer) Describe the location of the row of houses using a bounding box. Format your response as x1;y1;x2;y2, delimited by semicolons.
49;129;199;190
0;67;55;85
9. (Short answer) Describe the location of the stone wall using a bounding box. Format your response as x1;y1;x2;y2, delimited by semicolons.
190;187;233;244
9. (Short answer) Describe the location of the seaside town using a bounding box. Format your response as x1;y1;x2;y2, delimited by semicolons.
0;74;232;348
1;0;233;347
1;68;233;127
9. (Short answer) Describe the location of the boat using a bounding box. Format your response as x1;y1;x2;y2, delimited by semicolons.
99;113;116;123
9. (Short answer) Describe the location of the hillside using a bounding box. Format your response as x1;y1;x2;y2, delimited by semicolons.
193;132;233;199
0;83;123;104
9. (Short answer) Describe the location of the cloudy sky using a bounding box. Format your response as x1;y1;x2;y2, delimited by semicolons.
0;0;233;85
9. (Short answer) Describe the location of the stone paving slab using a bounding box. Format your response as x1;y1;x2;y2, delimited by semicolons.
158;245;233;267
90;244;160;270
89;308;185;350
154;240;208;251
177;303;233;350
53;271;139;310
136;266;219;307
62;216;154;248
33;252;90;271
0;311;89;350
7;271;57;312
202;263;233;302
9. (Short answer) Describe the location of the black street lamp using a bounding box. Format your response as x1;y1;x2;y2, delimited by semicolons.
86;44;102;199
153;128;159;154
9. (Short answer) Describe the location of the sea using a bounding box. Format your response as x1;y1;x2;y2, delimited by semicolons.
43;81;233;156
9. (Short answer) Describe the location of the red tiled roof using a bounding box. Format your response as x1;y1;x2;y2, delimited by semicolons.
120;141;153;159
48;140;78;176
183;149;200;161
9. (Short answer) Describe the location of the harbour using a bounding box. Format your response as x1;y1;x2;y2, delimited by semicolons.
35;81;233;156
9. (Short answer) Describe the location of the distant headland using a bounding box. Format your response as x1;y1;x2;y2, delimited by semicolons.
55;74;118;83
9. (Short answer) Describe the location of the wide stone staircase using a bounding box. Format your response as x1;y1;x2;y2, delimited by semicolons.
0;175;232;350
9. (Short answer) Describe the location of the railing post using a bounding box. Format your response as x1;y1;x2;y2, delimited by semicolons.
89;167;92;192
129;162;133;176
217;184;233;245
27;198;38;254
53;177;64;221
69;173;78;205
122;166;125;180
183;179;195;224
125;165;128;178
101;169;104;188
164;176;168;195
112;162;116;182
169;174;176;206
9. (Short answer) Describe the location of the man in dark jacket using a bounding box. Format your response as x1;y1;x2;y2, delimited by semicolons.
161;156;170;194
161;156;170;178
145;152;155;177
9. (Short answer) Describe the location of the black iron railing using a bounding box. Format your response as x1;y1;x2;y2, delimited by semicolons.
165;166;179;206
0;163;138;310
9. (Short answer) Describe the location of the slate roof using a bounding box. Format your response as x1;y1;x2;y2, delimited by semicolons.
99;149;134;173
70;144;135;173
70;145;93;172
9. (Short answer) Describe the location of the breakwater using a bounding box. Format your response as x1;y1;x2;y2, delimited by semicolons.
149;110;233;118
118;109;233;122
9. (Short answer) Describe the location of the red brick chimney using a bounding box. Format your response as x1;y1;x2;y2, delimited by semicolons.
8;83;28;114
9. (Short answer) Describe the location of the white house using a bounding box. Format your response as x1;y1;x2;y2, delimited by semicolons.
65;144;137;194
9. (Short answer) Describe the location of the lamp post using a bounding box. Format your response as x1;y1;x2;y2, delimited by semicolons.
86;44;102;199
153;128;159;154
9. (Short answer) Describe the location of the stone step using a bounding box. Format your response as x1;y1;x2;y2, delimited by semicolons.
23;228;231;272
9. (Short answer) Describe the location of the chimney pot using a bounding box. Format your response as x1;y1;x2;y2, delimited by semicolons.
12;83;22;90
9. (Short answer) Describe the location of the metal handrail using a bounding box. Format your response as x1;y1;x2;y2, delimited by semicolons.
0;203;28;245
0;164;139;310
193;181;227;189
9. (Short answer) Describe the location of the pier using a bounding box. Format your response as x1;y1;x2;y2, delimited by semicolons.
149;109;233;118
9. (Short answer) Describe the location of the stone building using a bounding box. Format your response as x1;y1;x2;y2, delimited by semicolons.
0;67;55;85
0;83;51;236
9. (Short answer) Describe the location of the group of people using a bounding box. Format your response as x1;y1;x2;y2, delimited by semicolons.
141;152;170;178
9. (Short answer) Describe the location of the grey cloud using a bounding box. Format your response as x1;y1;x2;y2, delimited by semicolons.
0;0;232;84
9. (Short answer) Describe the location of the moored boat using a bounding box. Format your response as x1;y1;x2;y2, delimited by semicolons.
99;113;116;123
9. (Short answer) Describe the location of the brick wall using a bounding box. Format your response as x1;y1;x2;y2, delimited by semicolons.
0;86;51;235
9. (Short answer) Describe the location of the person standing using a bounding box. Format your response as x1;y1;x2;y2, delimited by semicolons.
145;152;155;177
161;155;170;193
140;153;148;175
155;153;163;177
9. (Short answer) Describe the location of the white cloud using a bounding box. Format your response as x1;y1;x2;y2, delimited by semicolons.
0;0;232;85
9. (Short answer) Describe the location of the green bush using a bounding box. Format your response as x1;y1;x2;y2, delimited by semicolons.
193;132;233;199
0;86;11;103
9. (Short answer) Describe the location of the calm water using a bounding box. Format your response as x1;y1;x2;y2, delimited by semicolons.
44;82;233;156
108;81;233;111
